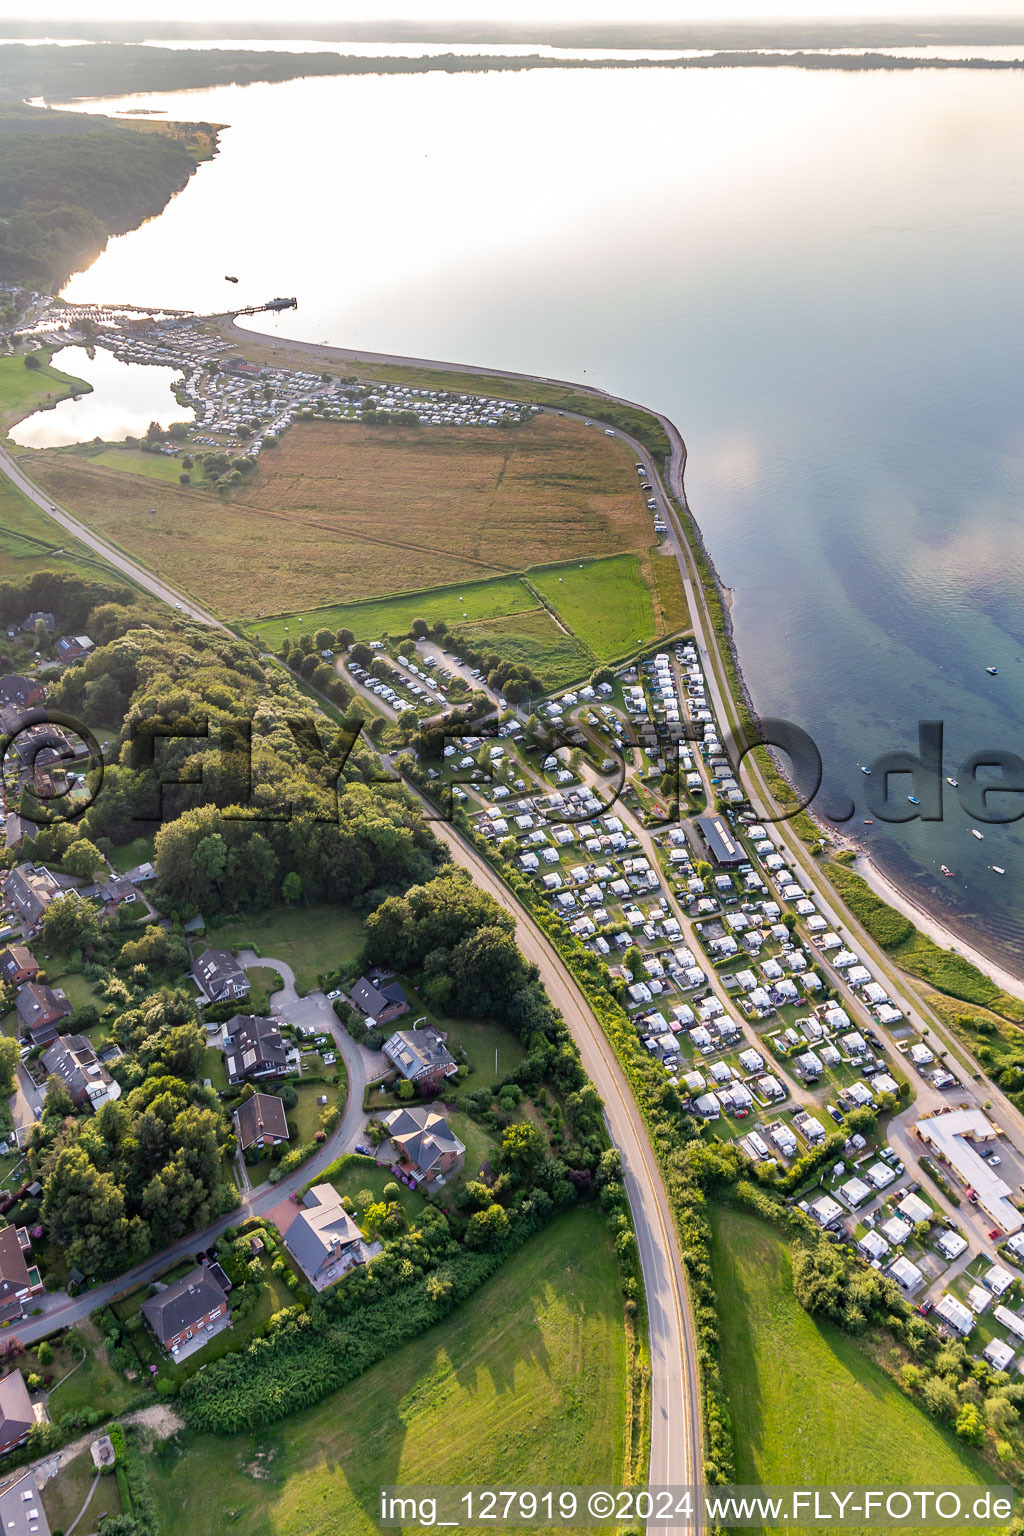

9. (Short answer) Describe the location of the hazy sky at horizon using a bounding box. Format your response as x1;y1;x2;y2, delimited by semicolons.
3;2;1024;26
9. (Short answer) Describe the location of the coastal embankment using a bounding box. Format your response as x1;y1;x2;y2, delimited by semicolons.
219;312;1024;1000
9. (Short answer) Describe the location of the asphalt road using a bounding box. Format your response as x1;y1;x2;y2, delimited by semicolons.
0;440;221;627
11;984;369;1347
423;810;703;1524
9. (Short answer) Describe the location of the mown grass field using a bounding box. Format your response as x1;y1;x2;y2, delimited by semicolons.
206;904;365;993
0;348;90;430
530;553;657;662
248;573;537;650
147;1209;627;1536
77;442;196;485
454;606;595;690
710;1206;999;1534
32;415;652;620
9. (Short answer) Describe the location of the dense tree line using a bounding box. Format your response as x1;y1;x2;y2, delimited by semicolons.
0;107;209;287
38;592;446;916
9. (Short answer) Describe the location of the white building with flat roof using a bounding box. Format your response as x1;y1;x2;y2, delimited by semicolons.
915;1110;1022;1235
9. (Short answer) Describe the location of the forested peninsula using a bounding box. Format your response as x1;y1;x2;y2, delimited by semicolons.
0;105;217;288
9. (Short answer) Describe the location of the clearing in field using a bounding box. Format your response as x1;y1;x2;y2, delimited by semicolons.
27;414;653;620
710;1206;999;1534
529;553;658;663
145;1209;628;1536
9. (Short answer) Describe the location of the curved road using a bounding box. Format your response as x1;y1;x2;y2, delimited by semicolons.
0;440;221;626
1;398;705;1515
12;971;368;1348
423;811;703;1517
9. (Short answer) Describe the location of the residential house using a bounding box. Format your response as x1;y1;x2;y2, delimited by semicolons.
141;1267;230;1355
15;983;72;1046
223;1016;288;1085
383;1026;458;1093
2;865;65;933
284;1184;370;1289
0;945;39;988
233;1091;290;1152
349;974;409;1026
41;1035;121;1111
383;1104;465;1185
0;1372;37;1458
192;948;250;1005
54;635;95;664
0;676;45;712
0;1225;43;1325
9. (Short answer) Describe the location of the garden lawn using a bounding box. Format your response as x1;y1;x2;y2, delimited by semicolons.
318;1152;425;1226
710;1206;1001;1534
529;554;657;663
203;1046;228;1091
108;835;156;873
207;905;365;994
45;1318;138;1420
443;1017;528;1082
146;1209;627;1536
446;1109;498;1183
41;1448;120;1534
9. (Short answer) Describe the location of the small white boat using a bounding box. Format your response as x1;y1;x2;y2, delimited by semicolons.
940;865;954;878
972;828;984;840
987;666;999;676
992;865;1006;875
946;776;959;787
859;764;871;775
907;795;920;805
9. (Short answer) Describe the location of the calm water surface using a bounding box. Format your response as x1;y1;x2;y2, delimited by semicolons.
9;346;192;447
55;62;1024;970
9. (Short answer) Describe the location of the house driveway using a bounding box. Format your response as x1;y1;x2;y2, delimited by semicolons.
236;951;378;1155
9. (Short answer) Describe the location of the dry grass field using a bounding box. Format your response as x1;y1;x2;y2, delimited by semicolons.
30;415;653;620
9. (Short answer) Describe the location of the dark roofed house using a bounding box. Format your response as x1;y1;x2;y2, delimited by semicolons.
233;1091;290;1151
2;864;65;933
0;676;45;711
0;1225;43;1326
192;948;250;1005
97;875;140;910
349;974;409;1026
0;1371;36;1458
41;1034;121;1110
223;1015;288;1084
382;1025;458;1093
54;635;95;664
140;1267;230;1355
3;813;32;851
15;983;71;1046
283;1184;369;1290
21;612;56;635
0;945;39;988
384;1105;465;1186
694;813;746;868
